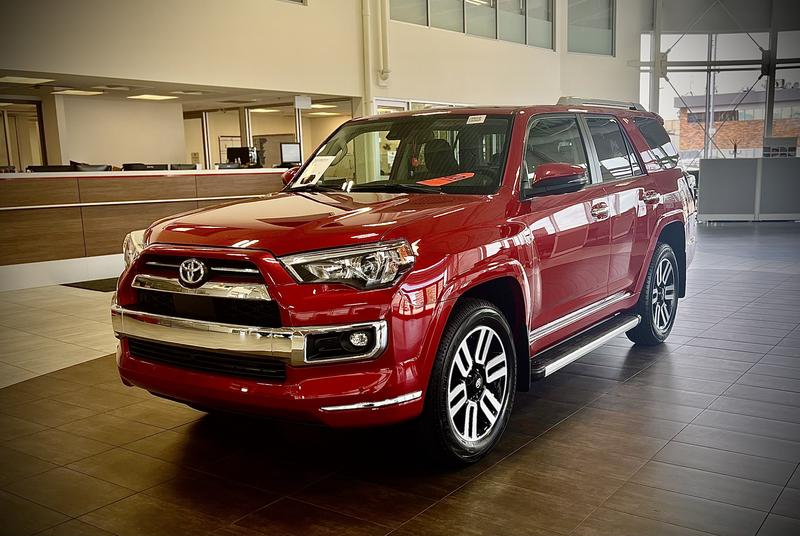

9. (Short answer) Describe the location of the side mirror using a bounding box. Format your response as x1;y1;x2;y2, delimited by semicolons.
525;162;589;197
281;166;301;186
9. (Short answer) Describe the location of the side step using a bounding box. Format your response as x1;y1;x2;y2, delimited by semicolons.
530;314;641;380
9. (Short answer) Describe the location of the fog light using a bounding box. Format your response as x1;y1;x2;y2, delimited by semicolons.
349;331;370;348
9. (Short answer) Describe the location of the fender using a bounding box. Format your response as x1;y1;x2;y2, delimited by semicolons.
632;209;687;296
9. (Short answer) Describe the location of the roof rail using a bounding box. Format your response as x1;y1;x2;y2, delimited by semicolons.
557;96;647;112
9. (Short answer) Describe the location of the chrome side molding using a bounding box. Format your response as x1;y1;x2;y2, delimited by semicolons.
529;291;632;343
319;390;423;412
132;274;271;300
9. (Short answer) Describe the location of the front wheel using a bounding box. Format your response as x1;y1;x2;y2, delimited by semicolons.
420;298;516;466
627;242;679;345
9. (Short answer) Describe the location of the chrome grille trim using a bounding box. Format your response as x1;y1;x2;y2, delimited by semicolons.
132;274;271;300
144;260;260;275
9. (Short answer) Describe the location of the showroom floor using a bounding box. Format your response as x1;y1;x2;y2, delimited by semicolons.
0;222;799;536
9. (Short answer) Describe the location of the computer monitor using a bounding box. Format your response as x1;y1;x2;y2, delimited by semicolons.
227;146;258;166
280;143;302;166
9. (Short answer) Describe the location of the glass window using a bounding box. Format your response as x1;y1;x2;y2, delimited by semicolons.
466;0;497;39
585;116;638;180
633;116;679;170
524;116;589;173
568;0;614;55
390;0;427;25
777;30;800;59
499;0;525;44
527;0;553;49
292;114;513;195
430;0;464;32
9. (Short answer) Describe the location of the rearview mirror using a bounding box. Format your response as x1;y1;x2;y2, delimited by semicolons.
526;162;589;197
281;166;301;186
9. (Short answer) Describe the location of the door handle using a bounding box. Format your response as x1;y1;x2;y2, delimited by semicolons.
642;190;661;204
590;202;610;221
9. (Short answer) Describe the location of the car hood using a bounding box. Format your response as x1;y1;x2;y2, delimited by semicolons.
148;191;487;257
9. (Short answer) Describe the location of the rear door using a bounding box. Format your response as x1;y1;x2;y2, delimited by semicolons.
521;115;611;334
581;114;662;296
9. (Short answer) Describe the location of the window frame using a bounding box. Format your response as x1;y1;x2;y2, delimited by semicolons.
566;0;616;57
521;112;599;198
579;114;646;184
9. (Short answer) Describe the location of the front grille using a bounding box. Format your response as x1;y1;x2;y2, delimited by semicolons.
128;338;286;382
141;254;263;282
134;289;281;326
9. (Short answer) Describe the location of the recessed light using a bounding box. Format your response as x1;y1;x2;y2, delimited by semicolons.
171;90;205;96
308;111;340;116
0;76;56;85
52;89;104;96
311;104;336;109
250;108;281;113
127;94;178;101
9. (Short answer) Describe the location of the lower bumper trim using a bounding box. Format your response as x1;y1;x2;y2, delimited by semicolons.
319;390;423;412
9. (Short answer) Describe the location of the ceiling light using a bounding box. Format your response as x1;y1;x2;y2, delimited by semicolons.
52;89;104;96
127;94;178;101
0;76;56;85
171;90;205;96
250;108;281;113
311;104;336;109
308;111;340;116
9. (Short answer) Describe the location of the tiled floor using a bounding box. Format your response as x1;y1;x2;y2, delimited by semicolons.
0;222;799;536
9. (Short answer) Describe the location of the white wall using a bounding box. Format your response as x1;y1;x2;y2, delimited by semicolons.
59;96;186;166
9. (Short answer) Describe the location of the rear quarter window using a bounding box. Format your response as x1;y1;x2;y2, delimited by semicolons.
633;117;679;170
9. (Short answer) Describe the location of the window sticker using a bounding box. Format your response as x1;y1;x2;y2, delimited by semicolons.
417;172;475;187
466;115;486;125
293;155;336;187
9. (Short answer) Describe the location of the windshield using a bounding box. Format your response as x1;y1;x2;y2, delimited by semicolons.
290;113;513;195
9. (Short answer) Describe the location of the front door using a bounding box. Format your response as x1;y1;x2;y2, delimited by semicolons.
520;115;611;336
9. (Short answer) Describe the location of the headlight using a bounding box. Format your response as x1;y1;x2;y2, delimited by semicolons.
122;230;146;268
280;240;415;289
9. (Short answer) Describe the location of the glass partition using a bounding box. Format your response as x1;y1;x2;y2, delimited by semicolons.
466;0;497;39
430;0;464;32
567;0;614;55
498;0;525;44
1;103;43;171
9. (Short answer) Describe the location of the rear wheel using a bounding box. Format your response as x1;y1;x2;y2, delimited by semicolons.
627;243;679;345
420;298;516;465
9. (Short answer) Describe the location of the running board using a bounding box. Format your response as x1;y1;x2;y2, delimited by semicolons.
530;314;641;380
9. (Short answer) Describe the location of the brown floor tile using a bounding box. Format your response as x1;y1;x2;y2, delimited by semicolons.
573;507;709;536
0;445;57;486
67;448;180;491
694;409;800;442
484;459;625;506
789;467;800;489
294;474;435;528
605;482;766;536
654;442;796;486
93;380;152;399
724;384;800;408
3;428;113;465
107;398;203;428
646;361;744;382
0;413;46;441
757;514;800;535
0;398;97;427
80;493;224;536
236;497;388;536
123;429;235;468
541;420;668;459
627;372;732;395
44;356;119;387
0;489;68;535
5;467;134;517
50;386;143;412
38;519;117;536
209;525;275;536
609;382;719;408
8;375;86;397
58;413;162;445
675;424;800;462
710;396;800;425
567;407;686;440
738;373;800;394
512;436;647;479
590;394;703;423
771;487;800;520
630;460;782;511
143;471;278;523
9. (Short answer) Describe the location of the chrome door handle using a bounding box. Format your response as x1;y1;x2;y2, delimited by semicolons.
642;190;661;204
590;202;610;220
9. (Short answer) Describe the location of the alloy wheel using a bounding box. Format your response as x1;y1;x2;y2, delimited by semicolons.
651;257;676;332
446;325;509;443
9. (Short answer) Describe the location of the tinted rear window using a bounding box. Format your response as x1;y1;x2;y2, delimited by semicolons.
633;117;679;170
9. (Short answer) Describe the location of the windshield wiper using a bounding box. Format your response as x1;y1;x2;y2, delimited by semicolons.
288;183;341;192
353;183;441;194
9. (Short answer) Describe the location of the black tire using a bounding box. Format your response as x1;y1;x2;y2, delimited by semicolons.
626;242;679;346
419;298;516;466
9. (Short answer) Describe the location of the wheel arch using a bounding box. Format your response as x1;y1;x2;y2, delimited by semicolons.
657;220;687;298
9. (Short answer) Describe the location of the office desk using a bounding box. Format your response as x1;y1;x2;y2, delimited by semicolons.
0;168;284;265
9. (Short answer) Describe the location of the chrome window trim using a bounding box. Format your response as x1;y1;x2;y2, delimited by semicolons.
132;274;271;300
111;303;387;367
528;291;632;343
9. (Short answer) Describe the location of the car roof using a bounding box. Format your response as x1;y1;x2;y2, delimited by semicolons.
356;104;660;122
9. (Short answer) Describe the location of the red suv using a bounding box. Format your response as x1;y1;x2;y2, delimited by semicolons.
113;98;697;464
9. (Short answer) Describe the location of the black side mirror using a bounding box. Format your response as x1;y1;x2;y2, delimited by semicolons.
524;162;589;198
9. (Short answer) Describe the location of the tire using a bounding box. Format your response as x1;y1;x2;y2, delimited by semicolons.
626;242;679;346
419;298;517;466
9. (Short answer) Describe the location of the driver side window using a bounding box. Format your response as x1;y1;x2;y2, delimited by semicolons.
525;117;589;175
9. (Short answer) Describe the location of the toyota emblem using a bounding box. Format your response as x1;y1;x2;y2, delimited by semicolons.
178;258;208;288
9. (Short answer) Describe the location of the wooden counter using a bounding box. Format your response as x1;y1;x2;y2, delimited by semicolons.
0;169;284;265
